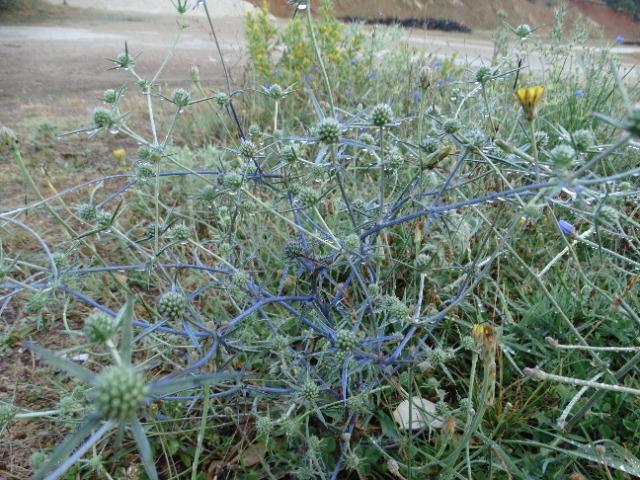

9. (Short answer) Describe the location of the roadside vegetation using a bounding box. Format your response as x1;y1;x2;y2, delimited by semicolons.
1;0;639;478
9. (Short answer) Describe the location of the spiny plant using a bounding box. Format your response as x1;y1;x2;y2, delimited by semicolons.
1;0;640;479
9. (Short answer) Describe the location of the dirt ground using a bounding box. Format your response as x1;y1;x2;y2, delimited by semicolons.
0;0;638;135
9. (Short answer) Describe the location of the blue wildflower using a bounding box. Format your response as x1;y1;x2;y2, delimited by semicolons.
575;89;584;98
273;70;279;77
369;72;376;79
616;36;624;43
438;79;444;85
558;219;576;236
346;90;352;96
350;59;356;65
311;65;317;72
448;75;454;82
434;60;442;69
413;92;421;101
264;83;270;89
305;75;312;81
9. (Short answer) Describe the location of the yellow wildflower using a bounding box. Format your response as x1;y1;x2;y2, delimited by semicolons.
113;148;125;161
513;85;544;121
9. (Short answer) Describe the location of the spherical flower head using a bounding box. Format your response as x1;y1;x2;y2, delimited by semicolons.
344;452;361;472
514;86;544;121
463;129;485;148
298;186;320;207
475;65;494;85
572;129;595;151
623;103;640;137
616;36;624;43
414;254;430;273
317;118;341;144
84;311;117;343
268;84;284;99
370;103;393;127
92;108;114;129
343;233;361;252
77;203;96;222
385;152;404;170
223;172;243;191
299;379;320;401
90;365;148;420
535;130;549;147
214;91;230;107
102;89;118;104
575;89;584;98
386;296;410;321
238;139;257;160
280;144;300;163
115;51;134;69
255;415;273;437
550;144;575;168
524;203;540;219
137;145;151;160
443;118;461;134
135;161;154;180
171;88;191;108
171;223;191;242
359;132;376;146
273;335;290;353
248;124;261;137
0;403;15;430
283;238;305;261
51;252;67;271
157;291;186;320
0;125;18;149
335;329;358;352
288;182;301;196
515;24;532;39
422;137;440;154
95;210;113;230
558;219;576;236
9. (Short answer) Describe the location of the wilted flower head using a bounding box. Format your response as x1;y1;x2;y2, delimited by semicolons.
514;86;544;121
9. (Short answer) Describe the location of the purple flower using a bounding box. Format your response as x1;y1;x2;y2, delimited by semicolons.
558;220;576;236
311;66;317;72
413;91;422;101
616;36;625;43
264;83;270;89
346;90;352;96
305;75;312;81
438;78;444;85
575;89;584;98
273;70;279;77
369;71;376;79
448;75;454;82
434;60;442;69
350;59;356;65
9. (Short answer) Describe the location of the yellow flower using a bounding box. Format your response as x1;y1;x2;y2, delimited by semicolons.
513;85;544;121
113;148;125;161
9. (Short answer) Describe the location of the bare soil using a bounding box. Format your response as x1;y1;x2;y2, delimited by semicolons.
254;0;640;40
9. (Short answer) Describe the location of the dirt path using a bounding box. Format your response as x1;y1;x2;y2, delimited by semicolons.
0;2;638;131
